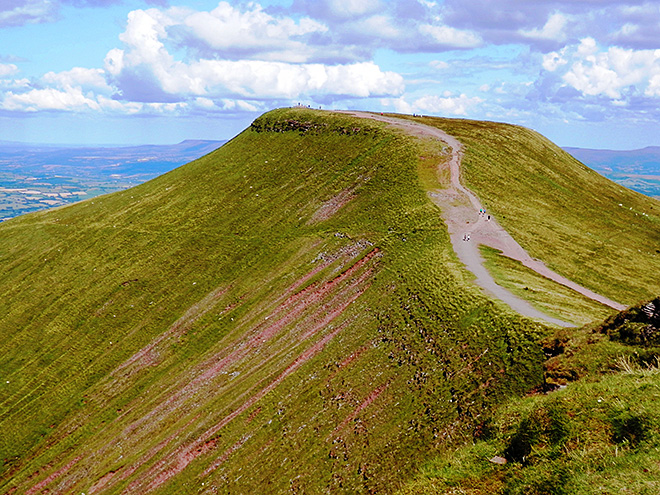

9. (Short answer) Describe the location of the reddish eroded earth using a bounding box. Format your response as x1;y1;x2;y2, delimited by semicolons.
22;246;381;495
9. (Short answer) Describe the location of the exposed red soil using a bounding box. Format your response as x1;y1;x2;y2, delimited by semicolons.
87;469;118;494
124;251;379;493
37;247;379;495
141;321;353;493
24;456;81;495
201;435;252;477
333;382;390;434
329;342;373;381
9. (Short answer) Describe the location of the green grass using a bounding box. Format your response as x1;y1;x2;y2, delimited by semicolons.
479;245;615;326
396;114;660;306
1;108;658;494
397;298;660;495
398;365;660;495
0;109;551;494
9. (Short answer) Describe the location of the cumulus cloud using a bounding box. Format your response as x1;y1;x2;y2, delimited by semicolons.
519;12;569;43
42;67;112;92
180;2;328;63
387;92;482;115
557;38;660;100
104;7;404;104
1;3;405;115
2;86;101;112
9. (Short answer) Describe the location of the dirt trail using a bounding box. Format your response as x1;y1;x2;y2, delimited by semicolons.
343;111;627;326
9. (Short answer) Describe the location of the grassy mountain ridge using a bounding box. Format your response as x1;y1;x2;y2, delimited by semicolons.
397;115;660;305
0;108;656;493
1;108;547;493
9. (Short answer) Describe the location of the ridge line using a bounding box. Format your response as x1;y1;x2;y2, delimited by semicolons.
341;110;626;326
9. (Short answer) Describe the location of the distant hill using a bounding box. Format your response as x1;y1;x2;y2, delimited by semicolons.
0;139;224;220
564;146;660;198
1;109;659;494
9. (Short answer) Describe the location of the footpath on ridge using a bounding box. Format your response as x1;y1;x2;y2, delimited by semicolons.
343;111;627;327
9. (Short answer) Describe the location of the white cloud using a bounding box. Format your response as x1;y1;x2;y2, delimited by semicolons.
183;2;327;62
0;0;55;27
2;3;405;115
430;60;449;70
0;63;19;77
2;87;101;112
414;93;483;115
387;93;482;116
103;7;403;102
519;12;569;42
42;67;112;92
542;51;567;72
419;24;482;48
161;59;404;99
344;14;400;40
559;38;660;99
0;78;30;90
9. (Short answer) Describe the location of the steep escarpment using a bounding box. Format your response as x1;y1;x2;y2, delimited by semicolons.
0;108;551;493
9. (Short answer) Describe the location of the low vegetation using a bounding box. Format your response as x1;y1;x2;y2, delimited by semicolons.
398;299;660;495
479;245;614;327
400;114;660;305
0;108;658;493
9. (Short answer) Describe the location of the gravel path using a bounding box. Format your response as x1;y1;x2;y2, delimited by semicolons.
344;111;627;327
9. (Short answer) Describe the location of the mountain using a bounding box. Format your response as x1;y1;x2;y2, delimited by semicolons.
564;146;660;199
1;108;659;494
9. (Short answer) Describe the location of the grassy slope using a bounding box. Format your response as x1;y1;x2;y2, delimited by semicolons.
479;246;613;327
0;109;548;494
401;115;660;306
399;301;660;495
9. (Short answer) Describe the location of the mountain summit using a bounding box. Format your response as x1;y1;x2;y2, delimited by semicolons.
2;108;659;494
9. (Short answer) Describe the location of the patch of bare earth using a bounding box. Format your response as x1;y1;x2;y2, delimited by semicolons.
308;188;355;224
19;247;380;495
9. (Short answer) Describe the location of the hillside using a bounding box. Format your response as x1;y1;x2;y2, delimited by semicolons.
398;298;660;494
400;115;660;306
0;108;658;494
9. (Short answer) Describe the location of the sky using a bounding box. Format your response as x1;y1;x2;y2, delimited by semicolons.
2;0;660;148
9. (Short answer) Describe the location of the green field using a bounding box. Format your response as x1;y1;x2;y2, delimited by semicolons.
1;108;658;494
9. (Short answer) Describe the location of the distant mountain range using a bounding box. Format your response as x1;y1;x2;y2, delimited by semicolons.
0;139;224;220
564;146;660;198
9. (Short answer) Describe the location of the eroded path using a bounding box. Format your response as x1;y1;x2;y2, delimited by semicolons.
345;111;627;327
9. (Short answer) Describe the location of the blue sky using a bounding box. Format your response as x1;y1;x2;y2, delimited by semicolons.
2;0;660;148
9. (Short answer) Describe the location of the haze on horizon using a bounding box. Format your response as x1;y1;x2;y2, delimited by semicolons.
1;0;660;149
